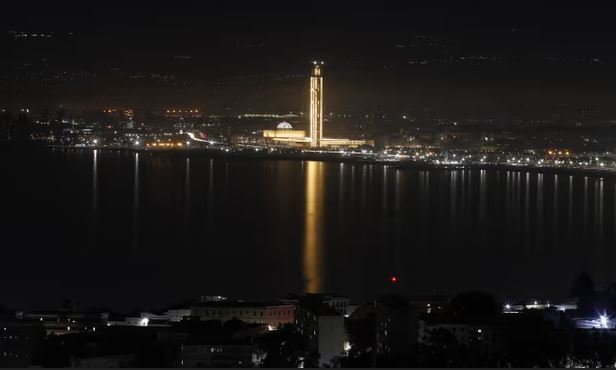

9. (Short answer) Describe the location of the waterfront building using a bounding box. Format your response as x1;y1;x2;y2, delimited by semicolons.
190;301;295;328
262;62;373;148
295;295;347;366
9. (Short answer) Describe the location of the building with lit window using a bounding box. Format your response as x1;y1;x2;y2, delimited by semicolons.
164;109;203;119
190;301;295;328
15;309;108;335
294;295;347;367
0;315;45;368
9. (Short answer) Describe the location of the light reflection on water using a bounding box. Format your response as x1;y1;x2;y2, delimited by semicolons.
4;148;616;310
303;161;325;293
92;154;616;297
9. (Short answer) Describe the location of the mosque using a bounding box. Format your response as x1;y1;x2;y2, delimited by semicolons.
262;62;372;148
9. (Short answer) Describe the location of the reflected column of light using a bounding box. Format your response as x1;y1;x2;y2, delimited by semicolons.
536;173;544;248
583;177;588;238
512;171;518;238
185;158;191;204
516;172;522;229
460;170;466;221
368;165;374;209
569;176;573;229
594;180;599;239
422;171;431;231
132;152;139;250
303;161;324;293
92;149;99;248
392;169;402;279
614;183;616;241
184;158;191;223
368;164;375;209
511;172;516;231
465;170;471;212
462;170;474;234
417;171;423;229
361;165;368;215
505;171;511;230
450;171;458;230
479;170;486;246
350;165;356;211
92;149;98;212
338;163;345;228
553;174;558;246
524;172;531;247
393;170;402;225
394;169;401;213
208;159;214;217
425;171;430;212
598;179;604;241
382;166;388;212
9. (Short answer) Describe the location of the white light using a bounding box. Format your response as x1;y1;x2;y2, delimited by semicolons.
141;318;149;327
600;314;609;328
344;341;351;352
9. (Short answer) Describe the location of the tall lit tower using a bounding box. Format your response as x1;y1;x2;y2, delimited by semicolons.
309;61;324;147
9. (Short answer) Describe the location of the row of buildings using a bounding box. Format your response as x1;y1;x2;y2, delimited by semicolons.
1;294;353;367
7;289;616;367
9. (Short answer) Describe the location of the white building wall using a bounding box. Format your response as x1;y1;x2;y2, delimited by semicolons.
317;316;346;366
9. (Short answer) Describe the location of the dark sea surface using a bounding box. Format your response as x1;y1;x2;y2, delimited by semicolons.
1;146;615;311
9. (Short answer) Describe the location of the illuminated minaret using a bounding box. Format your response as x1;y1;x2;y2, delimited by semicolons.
309;61;324;147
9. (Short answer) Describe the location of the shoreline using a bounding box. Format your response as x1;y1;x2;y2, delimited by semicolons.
41;144;616;178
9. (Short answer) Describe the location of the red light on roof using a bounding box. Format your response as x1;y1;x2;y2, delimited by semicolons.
390;276;398;284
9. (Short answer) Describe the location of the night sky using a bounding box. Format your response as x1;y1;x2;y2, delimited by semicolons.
2;2;616;115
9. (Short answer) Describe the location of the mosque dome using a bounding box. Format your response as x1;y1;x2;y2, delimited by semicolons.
276;121;293;130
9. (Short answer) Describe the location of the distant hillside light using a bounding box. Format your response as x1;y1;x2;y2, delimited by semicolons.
390;276;398;284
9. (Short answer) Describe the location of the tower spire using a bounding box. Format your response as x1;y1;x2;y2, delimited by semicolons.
309;61;324;147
